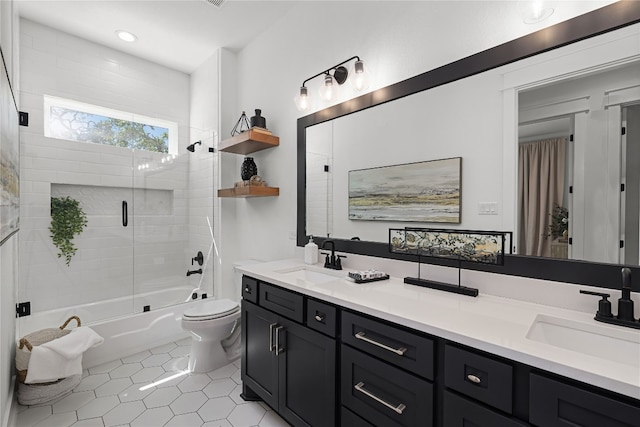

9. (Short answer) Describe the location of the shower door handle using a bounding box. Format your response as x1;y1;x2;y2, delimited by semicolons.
122;201;128;227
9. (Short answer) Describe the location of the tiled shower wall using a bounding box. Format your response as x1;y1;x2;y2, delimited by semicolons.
18;19;196;319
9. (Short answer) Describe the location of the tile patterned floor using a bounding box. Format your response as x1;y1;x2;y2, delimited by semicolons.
16;338;290;427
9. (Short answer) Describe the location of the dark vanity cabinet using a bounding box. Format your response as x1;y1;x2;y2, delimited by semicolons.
529;374;640;427
341;311;434;426
241;277;336;427
241;275;640;427
442;345;529;426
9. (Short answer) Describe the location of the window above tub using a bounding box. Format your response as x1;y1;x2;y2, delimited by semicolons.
43;95;178;154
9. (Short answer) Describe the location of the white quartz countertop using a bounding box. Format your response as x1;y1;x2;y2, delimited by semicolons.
237;259;640;401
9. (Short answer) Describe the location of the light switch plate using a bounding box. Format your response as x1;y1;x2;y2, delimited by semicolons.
478;202;498;215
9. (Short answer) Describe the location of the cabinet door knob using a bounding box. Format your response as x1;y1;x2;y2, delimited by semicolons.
354;331;407;356
315;313;325;322
244;286;251;294
354;382;406;414
467;374;482;384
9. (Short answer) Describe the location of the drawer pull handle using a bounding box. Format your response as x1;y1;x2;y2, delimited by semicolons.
467;374;481;384
274;326;285;356
355;332;407;356
354;382;406;415
244;286;251;294
269;323;277;352
315;314;325;322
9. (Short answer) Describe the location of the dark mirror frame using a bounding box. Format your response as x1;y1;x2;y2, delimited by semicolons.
297;1;640;292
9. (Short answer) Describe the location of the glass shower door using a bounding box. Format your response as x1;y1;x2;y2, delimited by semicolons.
18;139;135;332
132;148;190;311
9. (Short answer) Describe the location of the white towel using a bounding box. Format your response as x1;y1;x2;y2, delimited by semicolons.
25;327;103;384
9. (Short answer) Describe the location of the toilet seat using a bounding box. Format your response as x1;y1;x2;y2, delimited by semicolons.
183;299;240;321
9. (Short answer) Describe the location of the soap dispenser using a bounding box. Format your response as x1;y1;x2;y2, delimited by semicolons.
305;236;318;265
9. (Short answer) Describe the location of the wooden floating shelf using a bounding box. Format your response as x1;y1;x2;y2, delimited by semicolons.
217;186;280;198
219;129;279;155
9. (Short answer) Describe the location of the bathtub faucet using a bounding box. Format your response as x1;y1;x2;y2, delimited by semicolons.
186;268;202;277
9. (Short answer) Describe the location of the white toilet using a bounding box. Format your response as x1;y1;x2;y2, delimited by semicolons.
181;298;241;373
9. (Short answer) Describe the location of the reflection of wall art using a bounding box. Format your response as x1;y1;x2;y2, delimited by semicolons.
349;157;461;223
0;69;19;245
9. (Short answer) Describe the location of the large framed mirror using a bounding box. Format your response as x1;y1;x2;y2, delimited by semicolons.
297;1;640;291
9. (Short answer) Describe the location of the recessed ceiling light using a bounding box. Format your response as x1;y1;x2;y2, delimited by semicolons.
518;0;554;24
115;30;137;43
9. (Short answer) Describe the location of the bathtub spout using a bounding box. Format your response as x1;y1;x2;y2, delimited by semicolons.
186;269;202;277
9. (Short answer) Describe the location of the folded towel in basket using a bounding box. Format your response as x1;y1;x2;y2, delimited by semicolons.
25;327;104;384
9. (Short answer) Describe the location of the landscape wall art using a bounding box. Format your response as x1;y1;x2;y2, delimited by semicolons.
349;157;461;223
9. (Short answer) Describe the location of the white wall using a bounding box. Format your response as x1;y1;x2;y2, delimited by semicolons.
18;19;192;323
0;0;19;92
223;1;617;284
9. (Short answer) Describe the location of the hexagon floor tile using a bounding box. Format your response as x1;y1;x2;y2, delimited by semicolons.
16;338;290;427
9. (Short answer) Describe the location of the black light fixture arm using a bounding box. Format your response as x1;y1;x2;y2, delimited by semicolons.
301;56;361;88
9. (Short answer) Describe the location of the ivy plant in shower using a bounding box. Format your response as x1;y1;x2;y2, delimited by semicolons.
49;196;88;266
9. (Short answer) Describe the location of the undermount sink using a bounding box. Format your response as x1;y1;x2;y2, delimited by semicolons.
276;266;343;284
526;314;640;367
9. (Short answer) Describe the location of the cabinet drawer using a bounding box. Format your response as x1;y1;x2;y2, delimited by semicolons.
342;345;433;427
259;282;304;323
306;298;337;337
443;390;528;427
530;373;640;426
342;311;434;380
242;276;258;303
342;406;374;426
444;344;513;414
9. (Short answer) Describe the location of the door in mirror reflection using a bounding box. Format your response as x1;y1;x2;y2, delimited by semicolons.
622;104;640;264
518;61;640;264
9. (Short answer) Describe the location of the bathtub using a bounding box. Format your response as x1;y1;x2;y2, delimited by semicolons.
17;286;209;369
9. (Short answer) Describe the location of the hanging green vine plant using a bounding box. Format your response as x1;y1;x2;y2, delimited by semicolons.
49;196;88;266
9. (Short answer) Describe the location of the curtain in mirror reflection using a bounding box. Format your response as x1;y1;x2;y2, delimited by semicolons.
518;138;567;257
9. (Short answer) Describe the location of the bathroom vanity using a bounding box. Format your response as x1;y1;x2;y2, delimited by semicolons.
238;260;640;427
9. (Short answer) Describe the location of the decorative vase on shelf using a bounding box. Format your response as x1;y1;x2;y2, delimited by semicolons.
241;157;258;181
562;229;568;239
250;109;266;129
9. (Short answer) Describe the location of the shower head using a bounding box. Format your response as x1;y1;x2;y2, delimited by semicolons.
186;140;202;152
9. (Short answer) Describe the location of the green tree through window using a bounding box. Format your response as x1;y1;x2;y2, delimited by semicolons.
49;106;169;153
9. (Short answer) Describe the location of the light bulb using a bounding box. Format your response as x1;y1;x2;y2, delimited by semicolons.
319;74;338;102
517;0;554;24
294;86;312;112
350;59;370;91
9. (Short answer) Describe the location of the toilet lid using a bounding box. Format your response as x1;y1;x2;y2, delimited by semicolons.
183;299;240;320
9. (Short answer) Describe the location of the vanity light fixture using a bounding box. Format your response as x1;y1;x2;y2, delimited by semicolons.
517;0;554;24
294;56;370;112
115;30;138;43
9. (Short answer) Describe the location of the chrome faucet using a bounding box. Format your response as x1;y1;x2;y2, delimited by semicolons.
321;240;345;270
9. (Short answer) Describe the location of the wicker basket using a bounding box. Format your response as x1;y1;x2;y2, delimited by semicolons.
15;316;81;384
